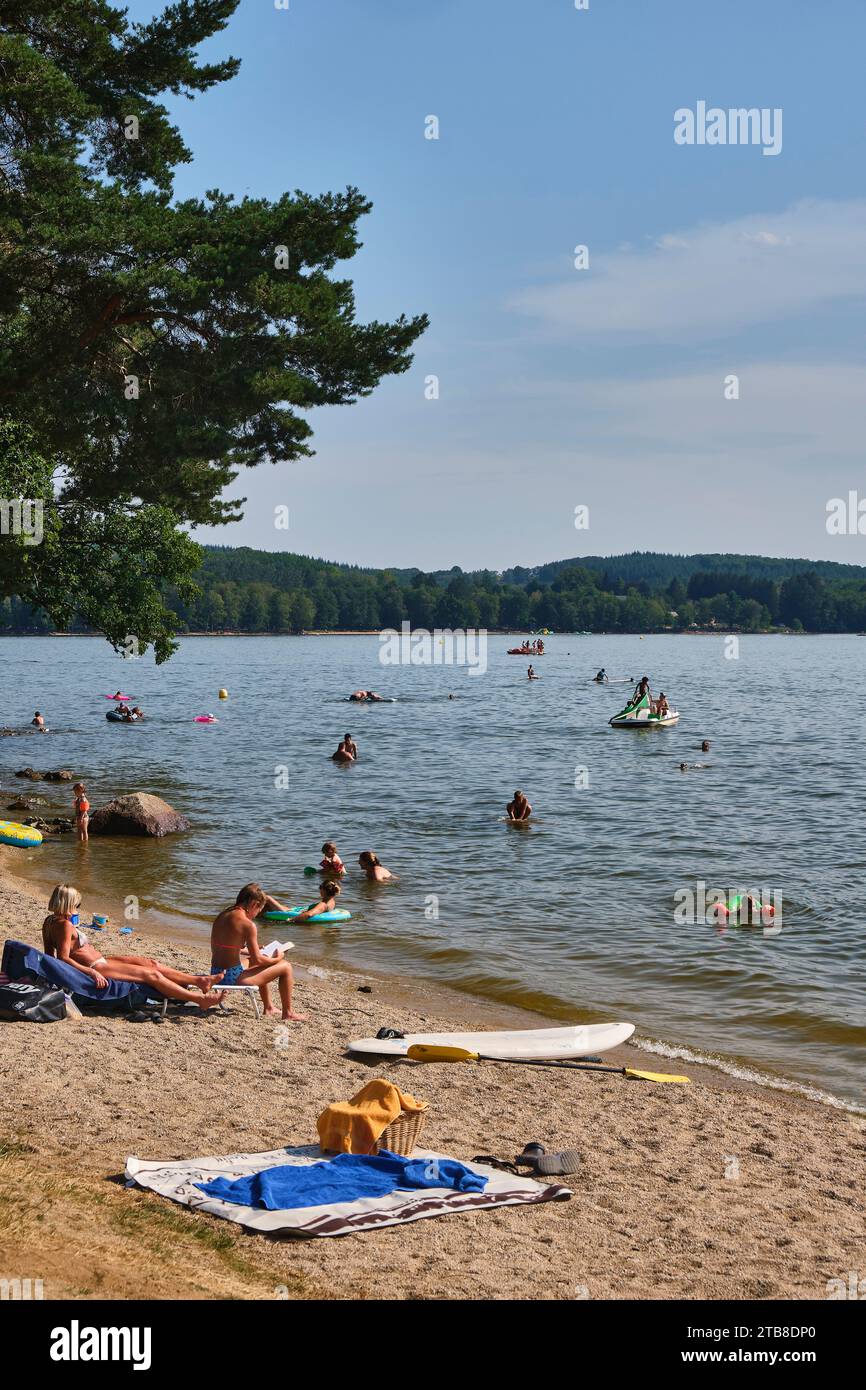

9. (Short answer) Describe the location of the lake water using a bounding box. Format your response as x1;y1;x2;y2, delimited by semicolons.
1;633;864;1109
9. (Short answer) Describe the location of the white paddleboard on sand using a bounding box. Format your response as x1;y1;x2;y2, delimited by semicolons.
348;1022;634;1060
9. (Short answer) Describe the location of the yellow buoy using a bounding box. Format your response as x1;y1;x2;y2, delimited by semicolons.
218;688;228;699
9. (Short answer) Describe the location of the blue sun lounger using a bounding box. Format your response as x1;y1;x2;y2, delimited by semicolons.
1;939;264;1018
1;939;168;1014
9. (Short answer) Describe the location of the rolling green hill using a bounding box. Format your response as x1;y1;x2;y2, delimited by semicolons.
3;547;865;636
388;552;866;590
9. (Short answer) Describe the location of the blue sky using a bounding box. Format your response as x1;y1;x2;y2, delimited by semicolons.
130;0;866;569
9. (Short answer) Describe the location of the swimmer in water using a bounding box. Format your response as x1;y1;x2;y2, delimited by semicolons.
506;789;532;821
342;733;357;759
332;739;355;764
716;894;771;925
31;711;45;728
320;841;345;876
701;740;710;753
358;851;395;881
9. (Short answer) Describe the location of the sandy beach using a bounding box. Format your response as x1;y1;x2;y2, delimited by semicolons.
1;849;864;1302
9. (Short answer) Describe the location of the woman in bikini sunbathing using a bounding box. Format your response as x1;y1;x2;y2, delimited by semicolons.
42;885;226;1008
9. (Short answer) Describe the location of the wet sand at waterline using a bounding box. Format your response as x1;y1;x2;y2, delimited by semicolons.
1;857;864;1301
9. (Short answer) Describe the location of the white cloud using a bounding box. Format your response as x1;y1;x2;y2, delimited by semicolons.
511;199;866;341
573;364;866;460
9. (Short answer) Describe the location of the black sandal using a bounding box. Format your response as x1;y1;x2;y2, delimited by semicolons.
515;1143;581;1176
471;1154;520;1175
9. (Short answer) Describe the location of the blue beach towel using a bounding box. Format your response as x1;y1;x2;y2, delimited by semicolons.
1;939;158;1011
195;1150;487;1211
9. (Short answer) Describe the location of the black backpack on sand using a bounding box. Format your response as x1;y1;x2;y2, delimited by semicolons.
0;979;67;1022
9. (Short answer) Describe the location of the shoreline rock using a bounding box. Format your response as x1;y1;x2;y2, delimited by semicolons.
14;768;74;781
6;797;46;813
89;792;190;838
21;816;74;835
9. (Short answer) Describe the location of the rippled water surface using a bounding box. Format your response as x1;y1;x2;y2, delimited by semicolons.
1;633;864;1106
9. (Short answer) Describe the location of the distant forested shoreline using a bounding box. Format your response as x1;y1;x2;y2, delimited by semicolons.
3;547;866;637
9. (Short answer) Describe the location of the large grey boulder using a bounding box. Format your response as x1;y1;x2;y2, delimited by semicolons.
89;792;190;837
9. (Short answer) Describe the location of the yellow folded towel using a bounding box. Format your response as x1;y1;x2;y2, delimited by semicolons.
317;1079;427;1155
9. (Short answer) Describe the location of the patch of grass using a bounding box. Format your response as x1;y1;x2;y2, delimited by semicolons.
0;1139;36;1159
111;1199;238;1254
106;1189;314;1297
0;1149;320;1300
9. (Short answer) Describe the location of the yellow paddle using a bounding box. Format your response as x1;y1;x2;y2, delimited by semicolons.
405;1043;690;1084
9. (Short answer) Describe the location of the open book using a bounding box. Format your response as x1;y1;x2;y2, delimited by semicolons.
261;940;294;958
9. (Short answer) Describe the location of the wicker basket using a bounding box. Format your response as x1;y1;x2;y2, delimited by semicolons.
373;1108;427;1157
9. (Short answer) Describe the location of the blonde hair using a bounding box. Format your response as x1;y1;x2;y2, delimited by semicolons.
48;884;81;916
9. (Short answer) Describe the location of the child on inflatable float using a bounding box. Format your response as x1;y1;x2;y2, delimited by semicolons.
292;880;343;922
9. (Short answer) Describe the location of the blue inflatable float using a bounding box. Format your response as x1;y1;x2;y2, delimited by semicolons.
263;908;351;923
0;820;43;848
